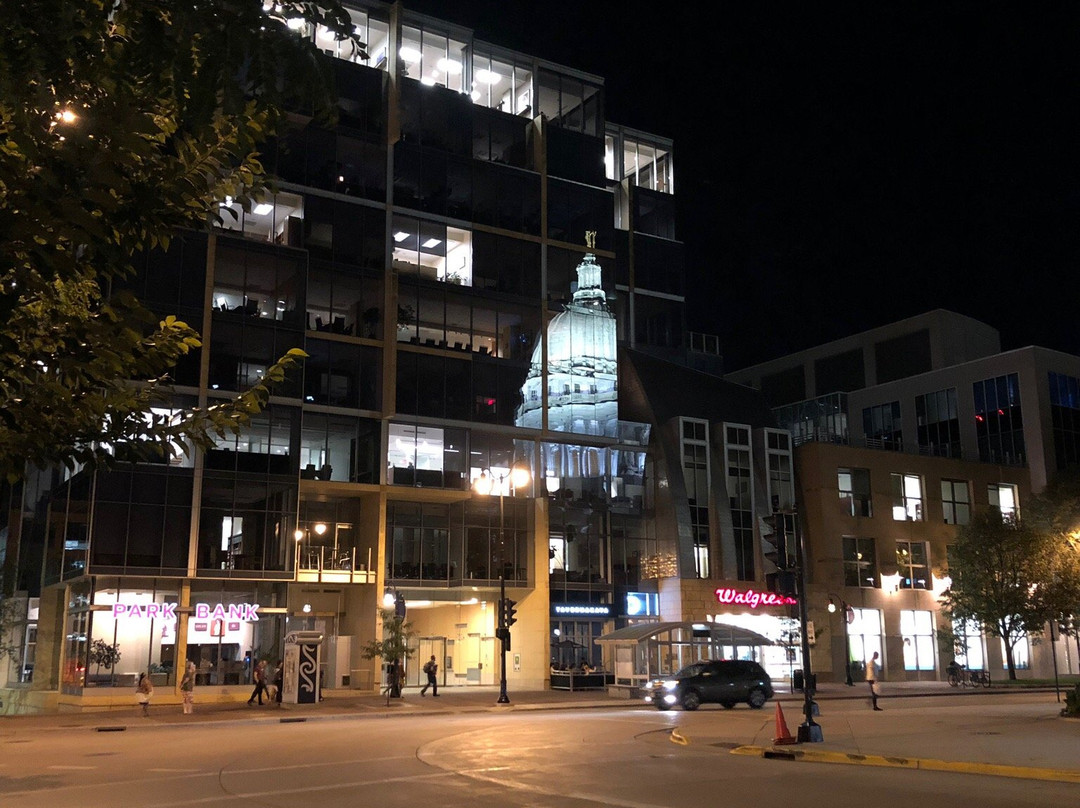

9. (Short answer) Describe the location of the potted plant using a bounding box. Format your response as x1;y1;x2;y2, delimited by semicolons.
88;638;122;685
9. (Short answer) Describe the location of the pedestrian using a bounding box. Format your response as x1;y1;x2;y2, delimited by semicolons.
866;651;883;710
180;661;196;714
247;659;268;706
136;671;153;717
420;655;439;696
273;659;284;705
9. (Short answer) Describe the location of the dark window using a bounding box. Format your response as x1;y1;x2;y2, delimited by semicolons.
837;468;872;517
1049;371;1080;471
843;536;877;588
633;187;677;240
863;401;903;450
547;178;613;249
546;127;605;186
916;388;961;457
815;349;865;394
973;373;1024;464
875;329;931;384
759;367;806;407
633;234;684;296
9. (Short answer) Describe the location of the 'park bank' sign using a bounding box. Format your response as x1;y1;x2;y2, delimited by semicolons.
111;602;260;621
714;588;796;609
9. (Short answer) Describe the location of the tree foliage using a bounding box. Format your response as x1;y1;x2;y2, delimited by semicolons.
940;510;1054;679
0;1;364;481
941;473;1080;680
360;609;416;700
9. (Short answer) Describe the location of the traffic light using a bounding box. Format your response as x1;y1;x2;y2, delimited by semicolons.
762;512;797;571
504;598;518;628
497;596;506;629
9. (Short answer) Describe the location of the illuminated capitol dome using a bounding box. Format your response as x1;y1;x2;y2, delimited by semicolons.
516;253;618;438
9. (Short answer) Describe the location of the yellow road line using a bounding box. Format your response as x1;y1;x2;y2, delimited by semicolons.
730;745;1080;784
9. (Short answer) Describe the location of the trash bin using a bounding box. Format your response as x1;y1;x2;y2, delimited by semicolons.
793;669;804;691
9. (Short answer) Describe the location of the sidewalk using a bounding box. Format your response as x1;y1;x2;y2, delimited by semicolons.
2;681;1075;783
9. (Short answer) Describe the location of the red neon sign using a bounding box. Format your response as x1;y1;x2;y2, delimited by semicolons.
715;587;797;608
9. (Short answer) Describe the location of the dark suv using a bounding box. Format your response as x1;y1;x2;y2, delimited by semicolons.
644;660;773;711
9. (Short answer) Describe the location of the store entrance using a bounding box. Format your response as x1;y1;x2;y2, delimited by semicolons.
410;636;447;688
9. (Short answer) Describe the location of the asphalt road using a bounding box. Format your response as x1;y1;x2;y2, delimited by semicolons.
3;699;1076;808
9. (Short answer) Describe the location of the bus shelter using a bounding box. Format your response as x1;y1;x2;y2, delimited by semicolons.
596;621;773;695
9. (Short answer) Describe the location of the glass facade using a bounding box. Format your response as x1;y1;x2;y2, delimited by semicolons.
973;373;1024;464
1048;371;1080;470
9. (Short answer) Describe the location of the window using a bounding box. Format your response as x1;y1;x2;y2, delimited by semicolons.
863;401;902;451
988;483;1019;521
915;388;960;457
848;608;883;676
1000;635;1030;670
896;541;930;590
952;619;986;669
725;425;753;580
940;479;971;526
843;537;877;588
837;468;872;517
973;373;1024;464
681;418;710;579
890;473;923;521
386;422;468;490
766;430;794;512
900;610;935;671
392;215;473;286
1048;371;1080;470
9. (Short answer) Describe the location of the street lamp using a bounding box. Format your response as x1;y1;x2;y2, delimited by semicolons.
827;594;855;686
473;463;530;704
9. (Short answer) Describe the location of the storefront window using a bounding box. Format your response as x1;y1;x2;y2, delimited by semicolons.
62;583;91;694
86;583;180;688
187;582;287;686
900;610;935;671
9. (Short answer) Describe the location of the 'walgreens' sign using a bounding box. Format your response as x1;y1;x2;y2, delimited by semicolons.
715;587;796;609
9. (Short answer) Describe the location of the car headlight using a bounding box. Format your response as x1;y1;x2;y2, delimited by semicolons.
662;680;678;691
663;694;677;704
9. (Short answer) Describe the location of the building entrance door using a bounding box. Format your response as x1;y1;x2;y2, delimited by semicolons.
413;636;447;687
480;635;496;685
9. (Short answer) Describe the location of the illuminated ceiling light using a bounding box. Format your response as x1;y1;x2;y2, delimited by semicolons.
253;203;274;215
420;76;437;87
58;109;77;124
293;529;304;541
302;603;311;613
287;18;307;31
314;522;327;535
475;69;503;85
470;90;481;102
399;46;422;63
422;238;442;248
436;57;462;75
393;231;410;242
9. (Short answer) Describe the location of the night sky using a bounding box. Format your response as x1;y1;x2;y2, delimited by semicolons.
404;1;1080;370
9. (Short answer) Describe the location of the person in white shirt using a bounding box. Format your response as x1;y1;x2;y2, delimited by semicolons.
865;651;882;710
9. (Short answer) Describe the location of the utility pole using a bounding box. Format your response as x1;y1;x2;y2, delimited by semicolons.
793;509;823;743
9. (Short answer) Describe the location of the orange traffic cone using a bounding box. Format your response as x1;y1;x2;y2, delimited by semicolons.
773;701;797;745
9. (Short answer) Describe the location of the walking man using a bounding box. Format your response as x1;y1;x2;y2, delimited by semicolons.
248;659;268;706
420;654;439;697
865;651;882;710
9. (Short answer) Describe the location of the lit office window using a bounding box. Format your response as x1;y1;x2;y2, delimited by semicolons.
900;610;935;671
890;473;923;521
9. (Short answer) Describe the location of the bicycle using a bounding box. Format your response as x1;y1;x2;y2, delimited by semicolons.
968;668;991;687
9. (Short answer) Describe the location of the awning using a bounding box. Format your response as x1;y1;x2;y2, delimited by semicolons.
595;621;773;646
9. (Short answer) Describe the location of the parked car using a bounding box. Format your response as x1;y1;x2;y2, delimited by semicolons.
644;660;773;711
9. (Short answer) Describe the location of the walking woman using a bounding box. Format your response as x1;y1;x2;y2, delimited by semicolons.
136;671;154;717
180;661;197;714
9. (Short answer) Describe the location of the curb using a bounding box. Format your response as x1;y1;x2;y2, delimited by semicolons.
730;745;1080;784
1;697;641;735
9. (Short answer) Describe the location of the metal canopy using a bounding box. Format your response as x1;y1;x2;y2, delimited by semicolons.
595;621;773;646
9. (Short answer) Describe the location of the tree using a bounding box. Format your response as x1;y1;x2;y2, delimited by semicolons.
0;1;364;482
1025;469;1080;663
360;609;416;704
88;637;122;677
940;509;1055;680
